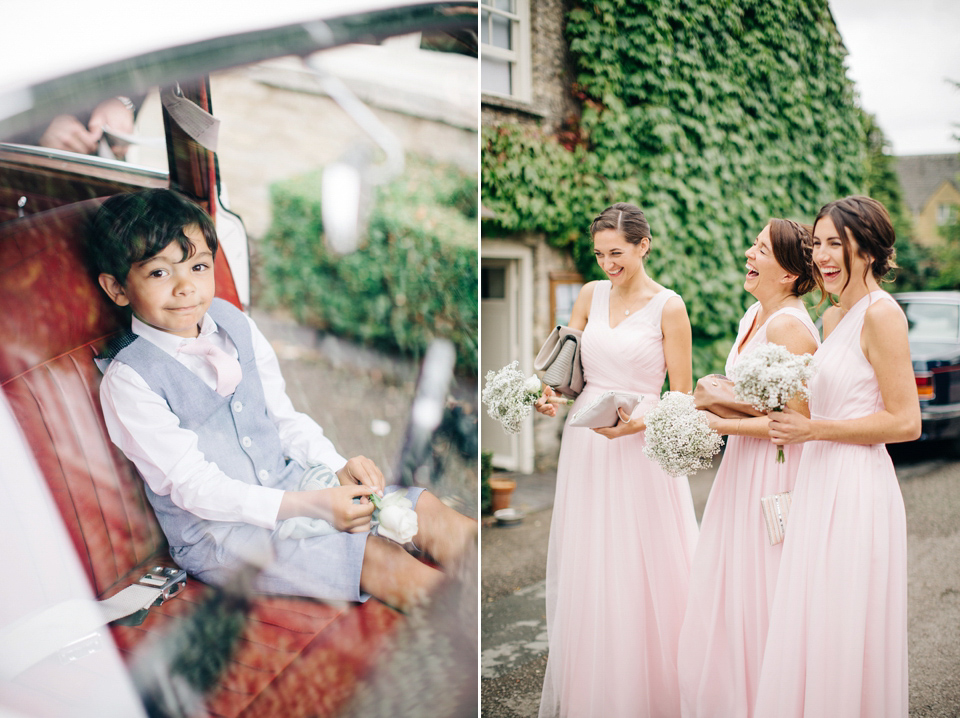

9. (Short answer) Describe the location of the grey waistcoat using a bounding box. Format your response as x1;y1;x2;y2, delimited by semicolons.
110;298;303;549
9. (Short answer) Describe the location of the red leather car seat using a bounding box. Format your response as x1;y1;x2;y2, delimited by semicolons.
0;199;399;717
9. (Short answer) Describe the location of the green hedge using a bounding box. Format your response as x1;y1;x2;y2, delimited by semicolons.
483;0;865;376
480;450;493;515
260;157;478;373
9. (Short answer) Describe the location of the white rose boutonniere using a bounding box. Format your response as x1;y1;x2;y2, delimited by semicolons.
372;489;419;544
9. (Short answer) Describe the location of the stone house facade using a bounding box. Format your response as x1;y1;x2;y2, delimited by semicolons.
896;153;960;247
481;0;582;472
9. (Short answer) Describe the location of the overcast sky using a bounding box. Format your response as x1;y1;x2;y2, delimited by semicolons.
829;0;960;157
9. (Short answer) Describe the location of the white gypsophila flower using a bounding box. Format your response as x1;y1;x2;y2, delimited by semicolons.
481;360;543;435
643;391;724;477
733;342;816;412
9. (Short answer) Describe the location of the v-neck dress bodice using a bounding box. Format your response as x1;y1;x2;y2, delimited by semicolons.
579;282;678;405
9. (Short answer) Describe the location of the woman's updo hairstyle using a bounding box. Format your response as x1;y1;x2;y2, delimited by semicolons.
768;218;816;296
813;196;897;296
590;202;652;256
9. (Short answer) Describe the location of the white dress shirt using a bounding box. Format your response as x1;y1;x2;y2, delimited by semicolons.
99;312;347;530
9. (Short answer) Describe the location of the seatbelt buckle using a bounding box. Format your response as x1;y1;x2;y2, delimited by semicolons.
138;566;188;605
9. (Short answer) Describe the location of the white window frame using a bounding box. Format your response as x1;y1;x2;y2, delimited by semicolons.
936;203;957;226
480;0;532;103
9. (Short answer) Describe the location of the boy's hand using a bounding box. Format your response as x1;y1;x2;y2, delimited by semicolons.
279;484;376;532
337;455;386;495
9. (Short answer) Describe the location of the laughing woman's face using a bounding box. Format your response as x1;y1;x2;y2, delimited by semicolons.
593;228;647;285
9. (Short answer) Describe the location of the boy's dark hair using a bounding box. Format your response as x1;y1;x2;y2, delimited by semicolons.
90;189;218;284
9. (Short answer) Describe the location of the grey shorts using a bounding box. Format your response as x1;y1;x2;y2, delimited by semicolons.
177;485;425;603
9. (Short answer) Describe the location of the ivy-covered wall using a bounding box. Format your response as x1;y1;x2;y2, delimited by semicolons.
482;0;866;375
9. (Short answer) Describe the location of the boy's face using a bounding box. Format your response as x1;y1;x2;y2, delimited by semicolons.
98;224;215;338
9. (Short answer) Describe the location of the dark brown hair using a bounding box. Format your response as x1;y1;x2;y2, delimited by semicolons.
812;195;897;299
768;218;816;296
590;202;652;255
90;188;219;285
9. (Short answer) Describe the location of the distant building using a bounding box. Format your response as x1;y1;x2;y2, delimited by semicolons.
481;0;581;472
896;153;960;247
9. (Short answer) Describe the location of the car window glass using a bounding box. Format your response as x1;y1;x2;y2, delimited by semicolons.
901;302;960;342
125;88;168;172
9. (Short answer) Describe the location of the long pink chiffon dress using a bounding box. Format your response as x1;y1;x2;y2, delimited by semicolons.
677;302;820;718
539;282;700;718
753;291;909;717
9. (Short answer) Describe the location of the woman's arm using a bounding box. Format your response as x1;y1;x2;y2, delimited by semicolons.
703;412;779;439
662;295;693;394
769;300;921;446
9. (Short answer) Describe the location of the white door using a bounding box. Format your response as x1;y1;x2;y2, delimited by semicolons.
481;258;520;469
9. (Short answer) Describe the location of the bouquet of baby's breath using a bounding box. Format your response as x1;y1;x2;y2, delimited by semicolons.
482;361;570;435
643;391;724;477
733;342;816;462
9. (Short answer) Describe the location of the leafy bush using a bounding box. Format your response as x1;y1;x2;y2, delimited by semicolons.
480;450;493;515
482;0;865;376
260;156;478;373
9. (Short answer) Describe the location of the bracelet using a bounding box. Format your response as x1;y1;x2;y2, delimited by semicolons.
737;418;743;435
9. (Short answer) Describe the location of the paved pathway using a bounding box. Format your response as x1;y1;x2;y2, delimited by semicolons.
481;447;960;717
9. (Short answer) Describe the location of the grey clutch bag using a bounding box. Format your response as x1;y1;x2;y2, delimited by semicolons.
568;391;641;428
534;325;584;398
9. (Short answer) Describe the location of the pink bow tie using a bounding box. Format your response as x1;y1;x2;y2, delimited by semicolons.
178;337;242;396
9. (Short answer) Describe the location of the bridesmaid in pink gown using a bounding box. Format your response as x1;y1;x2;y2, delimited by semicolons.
535;203;699;717
677;219;820;718
755;196;920;717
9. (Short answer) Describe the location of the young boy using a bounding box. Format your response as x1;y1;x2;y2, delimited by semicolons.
92;188;475;610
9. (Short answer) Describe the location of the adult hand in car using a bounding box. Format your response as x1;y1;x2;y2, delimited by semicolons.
38;115;100;155
38;97;134;158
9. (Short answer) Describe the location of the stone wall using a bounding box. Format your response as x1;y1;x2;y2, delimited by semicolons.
481;0;579;135
531;236;581;468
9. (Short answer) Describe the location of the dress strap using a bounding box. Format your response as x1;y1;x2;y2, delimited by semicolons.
644;288;679;329
589;281;612;324
769;306;821;345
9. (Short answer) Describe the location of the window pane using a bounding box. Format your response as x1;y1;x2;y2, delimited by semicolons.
480;9;490;44
901;302;960;342
495;0;515;12
491;13;512;50
481;56;512;95
482;266;506;300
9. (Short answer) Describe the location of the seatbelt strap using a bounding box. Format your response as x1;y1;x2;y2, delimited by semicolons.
160;85;220;151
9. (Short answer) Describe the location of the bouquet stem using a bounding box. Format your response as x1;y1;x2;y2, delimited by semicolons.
773;407;785;463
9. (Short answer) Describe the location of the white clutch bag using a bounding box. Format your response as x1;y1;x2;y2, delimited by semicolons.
568;391;642;429
760;491;792;545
